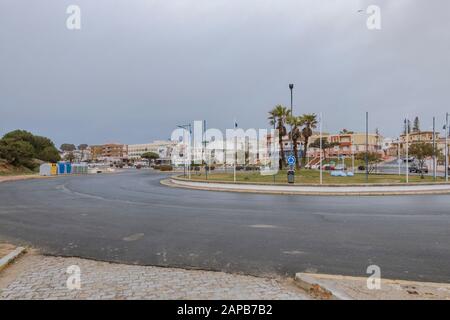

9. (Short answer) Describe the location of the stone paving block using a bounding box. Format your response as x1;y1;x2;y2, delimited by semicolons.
0;254;308;300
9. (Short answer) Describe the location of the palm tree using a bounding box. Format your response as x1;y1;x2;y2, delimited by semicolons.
268;105;290;170
287;115;302;169
299;113;318;166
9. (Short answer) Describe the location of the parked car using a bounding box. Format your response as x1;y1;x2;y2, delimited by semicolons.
322;164;335;171
409;163;428;174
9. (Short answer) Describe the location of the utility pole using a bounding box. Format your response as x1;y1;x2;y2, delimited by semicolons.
320;112;323;185
365;112;369;183
203;120;208;180
397;139;401;176
433;117;436;181
234;119;237;183
177;123;192;179
406;117;409;183
446;113;449;182
289;84;294;157
273;120;276;184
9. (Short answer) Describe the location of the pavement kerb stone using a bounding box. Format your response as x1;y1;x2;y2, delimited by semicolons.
294;273;352;300
0;247;27;273
163;177;450;196
172;175;450;187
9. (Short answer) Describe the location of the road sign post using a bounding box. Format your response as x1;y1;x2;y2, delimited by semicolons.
287;155;296;184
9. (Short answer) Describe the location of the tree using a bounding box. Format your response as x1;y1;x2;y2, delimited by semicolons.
299;113;318;166
309;137;339;160
409;142;436;178
355;152;383;173
64;152;76;163
340;129;354;134
141;152;159;162
39;146;61;163
287;116;302;169
77;144;88;161
268;105;290;170
60;144;76;152
403;119;411;135
0;139;35;168
413;117;420;133
78;144;88;151
0;130;60;167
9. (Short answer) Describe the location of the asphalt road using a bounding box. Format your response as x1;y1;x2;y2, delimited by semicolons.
0;170;449;282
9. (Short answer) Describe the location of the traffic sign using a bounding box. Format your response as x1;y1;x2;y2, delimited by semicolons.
287;155;296;166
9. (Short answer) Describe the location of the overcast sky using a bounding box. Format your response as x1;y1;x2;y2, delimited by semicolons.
1;0;449;147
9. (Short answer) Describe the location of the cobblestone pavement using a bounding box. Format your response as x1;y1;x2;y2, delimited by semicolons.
0;254;308;300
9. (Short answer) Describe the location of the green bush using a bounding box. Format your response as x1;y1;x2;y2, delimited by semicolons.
159;165;173;171
0;139;35;168
0;130;60;169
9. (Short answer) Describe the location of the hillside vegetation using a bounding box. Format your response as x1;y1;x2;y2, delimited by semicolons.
0;130;60;175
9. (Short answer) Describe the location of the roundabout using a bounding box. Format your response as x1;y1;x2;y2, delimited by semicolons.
165;175;450;196
1;169;450;283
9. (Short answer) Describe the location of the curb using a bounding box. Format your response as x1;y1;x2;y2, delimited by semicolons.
0;247;27;272
163;178;450;196
294;273;352;300
172;175;450;187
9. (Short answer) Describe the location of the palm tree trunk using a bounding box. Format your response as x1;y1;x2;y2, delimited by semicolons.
279;131;284;170
293;139;299;170
302;137;310;167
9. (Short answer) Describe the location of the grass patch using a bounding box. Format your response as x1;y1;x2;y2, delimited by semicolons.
188;169;444;185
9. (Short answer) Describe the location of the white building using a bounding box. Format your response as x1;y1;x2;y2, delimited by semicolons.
127;141;177;162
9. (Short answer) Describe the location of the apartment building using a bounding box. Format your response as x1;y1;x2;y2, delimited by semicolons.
307;132;383;158
90;144;128;161
399;131;439;144
127;141;177;163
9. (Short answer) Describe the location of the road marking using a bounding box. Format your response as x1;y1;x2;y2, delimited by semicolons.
283;250;305;255
122;233;145;241
247;224;279;229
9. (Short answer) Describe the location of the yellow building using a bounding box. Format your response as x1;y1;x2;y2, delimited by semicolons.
90;144;127;161
399;131;439;144
307;132;383;157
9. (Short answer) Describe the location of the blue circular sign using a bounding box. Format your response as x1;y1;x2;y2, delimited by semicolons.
287;155;296;165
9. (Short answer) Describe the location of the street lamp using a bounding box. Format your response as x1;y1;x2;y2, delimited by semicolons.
289;84;294;116
289;84;294;158
177;124;192;179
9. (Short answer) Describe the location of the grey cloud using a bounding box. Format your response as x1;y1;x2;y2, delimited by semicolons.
1;0;449;146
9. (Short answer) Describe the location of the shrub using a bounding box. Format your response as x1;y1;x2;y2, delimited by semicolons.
159;165;173;171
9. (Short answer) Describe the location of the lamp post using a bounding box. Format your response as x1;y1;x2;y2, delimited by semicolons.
319;112;323;185
405;117;409;183
433;117;436;181
177;123;192;179
397;139;401;176
365;112;369;183
289;84;294;158
289;84;294;116
446;113;449;182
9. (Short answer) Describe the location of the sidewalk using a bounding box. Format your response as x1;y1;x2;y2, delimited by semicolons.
0;175;40;184
0;252;308;300
295;273;450;300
